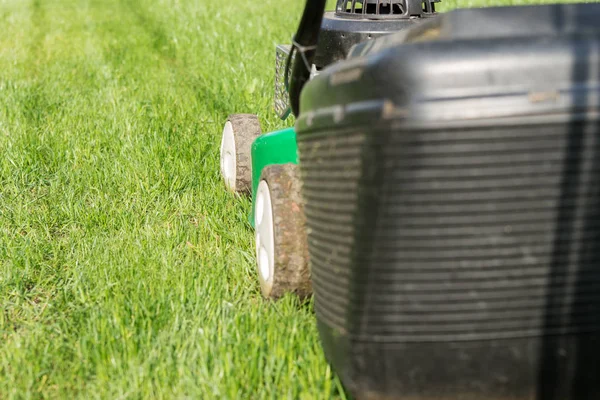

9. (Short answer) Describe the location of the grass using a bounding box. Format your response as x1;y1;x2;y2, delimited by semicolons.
0;0;588;398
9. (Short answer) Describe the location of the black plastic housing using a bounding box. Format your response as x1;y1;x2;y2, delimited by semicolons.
279;1;437;119
315;0;440;69
296;3;600;399
314;13;425;69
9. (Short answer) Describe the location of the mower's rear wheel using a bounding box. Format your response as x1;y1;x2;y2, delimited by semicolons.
255;164;312;300
220;114;261;194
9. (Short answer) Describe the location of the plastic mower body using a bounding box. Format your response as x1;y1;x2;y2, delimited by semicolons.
221;0;600;400
223;0;600;399
294;2;600;400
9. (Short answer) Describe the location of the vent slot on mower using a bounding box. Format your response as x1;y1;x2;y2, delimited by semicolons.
336;0;439;18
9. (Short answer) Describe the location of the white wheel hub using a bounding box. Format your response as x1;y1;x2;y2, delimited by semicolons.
220;121;236;191
255;180;275;296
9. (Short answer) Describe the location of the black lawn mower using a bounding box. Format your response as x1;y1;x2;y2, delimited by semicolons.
221;0;600;398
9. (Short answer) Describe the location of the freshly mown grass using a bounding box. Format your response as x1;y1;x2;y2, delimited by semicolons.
0;0;589;398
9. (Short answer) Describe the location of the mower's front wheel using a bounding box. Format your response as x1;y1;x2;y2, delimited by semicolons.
220;114;261;194
255;164;312;300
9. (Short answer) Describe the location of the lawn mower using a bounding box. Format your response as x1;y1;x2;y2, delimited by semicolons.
221;0;600;399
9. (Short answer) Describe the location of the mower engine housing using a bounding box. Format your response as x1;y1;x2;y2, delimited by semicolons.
315;0;439;68
274;0;439;119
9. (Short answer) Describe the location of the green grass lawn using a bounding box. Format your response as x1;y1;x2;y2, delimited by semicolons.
0;0;589;398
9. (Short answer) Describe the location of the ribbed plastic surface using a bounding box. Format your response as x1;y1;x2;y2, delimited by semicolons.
298;120;600;398
301;123;600;343
299;132;366;333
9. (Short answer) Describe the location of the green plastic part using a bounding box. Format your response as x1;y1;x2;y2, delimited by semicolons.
250;127;298;228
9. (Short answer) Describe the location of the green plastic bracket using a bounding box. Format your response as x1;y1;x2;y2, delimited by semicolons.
249;127;298;228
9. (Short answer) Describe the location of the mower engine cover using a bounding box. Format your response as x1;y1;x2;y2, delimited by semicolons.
274;0;439;120
315;0;440;69
296;3;600;399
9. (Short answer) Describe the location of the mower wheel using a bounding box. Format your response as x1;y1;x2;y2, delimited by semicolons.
254;164;312;299
220;114;262;194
